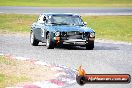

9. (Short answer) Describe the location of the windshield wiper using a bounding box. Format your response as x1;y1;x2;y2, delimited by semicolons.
76;24;84;26
50;22;58;24
70;24;84;26
50;22;69;25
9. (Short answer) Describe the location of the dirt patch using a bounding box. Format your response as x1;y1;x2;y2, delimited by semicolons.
0;55;57;87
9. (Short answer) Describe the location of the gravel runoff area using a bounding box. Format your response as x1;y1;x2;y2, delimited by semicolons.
0;34;132;88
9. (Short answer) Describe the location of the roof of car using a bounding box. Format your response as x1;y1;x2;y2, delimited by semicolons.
41;13;80;16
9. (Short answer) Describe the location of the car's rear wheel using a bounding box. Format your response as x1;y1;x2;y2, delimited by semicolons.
46;33;55;49
86;42;94;50
30;31;39;46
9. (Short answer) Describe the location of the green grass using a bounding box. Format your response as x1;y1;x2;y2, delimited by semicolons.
0;0;132;7
0;14;37;33
0;73;29;88
0;56;15;65
0;56;30;88
0;74;5;82
83;16;132;42
0;14;132;42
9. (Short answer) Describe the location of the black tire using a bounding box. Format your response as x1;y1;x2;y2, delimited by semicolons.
76;75;86;85
86;42;94;50
30;31;39;46
46;33;55;49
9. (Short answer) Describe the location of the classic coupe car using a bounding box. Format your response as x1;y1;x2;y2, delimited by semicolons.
30;13;95;49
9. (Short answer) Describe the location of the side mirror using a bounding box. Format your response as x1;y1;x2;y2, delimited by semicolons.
84;22;87;25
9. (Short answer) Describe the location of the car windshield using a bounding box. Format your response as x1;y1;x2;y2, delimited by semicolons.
47;15;84;26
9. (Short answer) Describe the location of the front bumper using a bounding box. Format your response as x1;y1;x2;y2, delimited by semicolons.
62;39;86;45
54;37;95;46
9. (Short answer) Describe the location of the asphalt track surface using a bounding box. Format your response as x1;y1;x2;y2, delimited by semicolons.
0;6;132;15
0;34;132;88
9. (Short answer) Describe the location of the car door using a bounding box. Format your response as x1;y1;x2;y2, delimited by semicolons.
34;15;46;41
38;15;47;43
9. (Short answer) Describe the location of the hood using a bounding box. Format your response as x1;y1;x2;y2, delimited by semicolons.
46;25;94;33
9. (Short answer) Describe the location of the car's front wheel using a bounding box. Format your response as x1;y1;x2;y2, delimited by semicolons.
30;31;39;46
46;33;55;49
86;42;94;50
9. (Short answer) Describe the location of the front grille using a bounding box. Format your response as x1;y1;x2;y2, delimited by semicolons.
67;31;82;39
61;31;89;40
61;32;67;37
83;32;89;38
67;31;81;35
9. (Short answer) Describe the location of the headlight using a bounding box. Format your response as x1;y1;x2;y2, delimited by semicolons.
55;32;60;36
90;32;95;37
